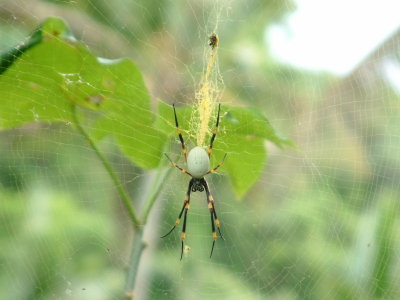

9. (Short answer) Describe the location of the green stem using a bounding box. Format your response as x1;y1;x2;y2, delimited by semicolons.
71;104;141;228
124;168;173;298
70;104;173;298
124;227;145;300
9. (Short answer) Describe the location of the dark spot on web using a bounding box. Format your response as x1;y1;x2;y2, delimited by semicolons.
86;94;104;106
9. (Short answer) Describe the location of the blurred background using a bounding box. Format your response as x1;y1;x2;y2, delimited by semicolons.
1;0;400;299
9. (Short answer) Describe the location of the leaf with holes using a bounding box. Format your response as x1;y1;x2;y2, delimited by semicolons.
0;17;165;169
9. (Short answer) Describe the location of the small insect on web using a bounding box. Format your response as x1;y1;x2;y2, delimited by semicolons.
162;104;227;260
209;32;219;49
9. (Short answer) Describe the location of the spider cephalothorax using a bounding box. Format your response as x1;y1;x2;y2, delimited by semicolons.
162;104;227;259
191;178;205;192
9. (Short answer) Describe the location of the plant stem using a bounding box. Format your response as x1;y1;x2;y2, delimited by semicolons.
124;227;145;300
124;168;173;298
71;104;173;298
71;104;141;228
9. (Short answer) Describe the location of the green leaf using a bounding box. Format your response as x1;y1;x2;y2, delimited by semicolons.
154;99;193;138
0;17;292;197
69;57;167;169
0;17;165;169
0;17;73;74
156;100;291;198
0;20;74;127
222;106;292;147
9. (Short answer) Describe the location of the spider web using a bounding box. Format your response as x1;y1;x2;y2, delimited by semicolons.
1;0;400;299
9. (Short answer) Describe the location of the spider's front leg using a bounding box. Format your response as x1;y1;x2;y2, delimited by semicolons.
206;153;227;175
173;104;188;162
208;103;221;157
164;153;192;177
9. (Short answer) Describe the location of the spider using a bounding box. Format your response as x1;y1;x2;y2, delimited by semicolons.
162;103;227;259
209;32;219;49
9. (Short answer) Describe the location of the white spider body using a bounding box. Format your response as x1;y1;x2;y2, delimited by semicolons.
187;146;210;178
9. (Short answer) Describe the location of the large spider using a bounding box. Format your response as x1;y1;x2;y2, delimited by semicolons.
162;104;227;259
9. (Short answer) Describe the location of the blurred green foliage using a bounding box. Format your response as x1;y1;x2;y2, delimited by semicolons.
1;0;400;299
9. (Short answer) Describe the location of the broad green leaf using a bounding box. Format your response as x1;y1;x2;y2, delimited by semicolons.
217;106;292;197
91;117;165;169
156;100;291;198
0;17;165;169
0;17;74;74
0;17;292;197
223;106;293;148
0;18;75;127
154;99;193;138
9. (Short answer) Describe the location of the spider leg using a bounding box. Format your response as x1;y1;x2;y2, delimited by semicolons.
211;201;224;240
202;179;223;258
208;103;221;157
180;196;191;260
173;104;188;162
209;209;217;258
165;153;192;177
161;179;193;260
160;196;187;238
206;153;227;175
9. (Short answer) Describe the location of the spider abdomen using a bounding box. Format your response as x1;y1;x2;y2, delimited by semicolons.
187;146;210;178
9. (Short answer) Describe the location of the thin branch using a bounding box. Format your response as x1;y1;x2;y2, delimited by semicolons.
71;103;141;228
